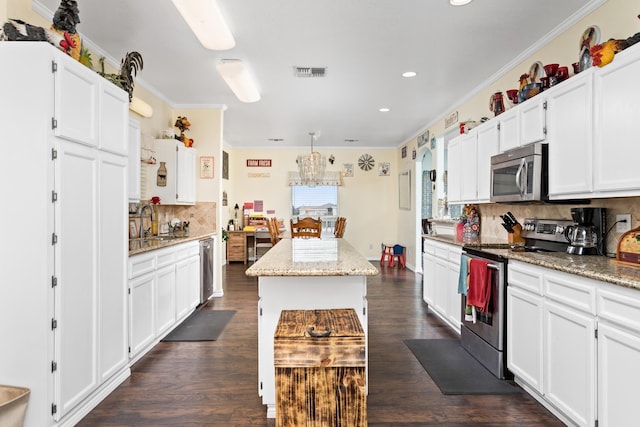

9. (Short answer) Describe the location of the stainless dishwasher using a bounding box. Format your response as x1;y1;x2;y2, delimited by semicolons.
199;237;214;304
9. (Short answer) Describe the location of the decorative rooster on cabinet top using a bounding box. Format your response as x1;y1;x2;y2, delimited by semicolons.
0;0;81;59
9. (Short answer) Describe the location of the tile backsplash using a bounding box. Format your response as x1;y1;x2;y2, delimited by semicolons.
132;201;217;237
478;197;640;257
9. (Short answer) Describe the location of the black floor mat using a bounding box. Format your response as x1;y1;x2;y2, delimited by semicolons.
404;339;520;395
162;310;235;342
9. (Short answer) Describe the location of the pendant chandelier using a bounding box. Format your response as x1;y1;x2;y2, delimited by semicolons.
297;132;326;186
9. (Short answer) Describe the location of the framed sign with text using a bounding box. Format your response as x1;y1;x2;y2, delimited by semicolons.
246;159;272;167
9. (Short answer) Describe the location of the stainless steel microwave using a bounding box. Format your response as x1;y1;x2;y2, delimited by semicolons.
490;143;548;203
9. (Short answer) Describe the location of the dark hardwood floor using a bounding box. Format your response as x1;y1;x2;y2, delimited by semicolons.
79;262;563;426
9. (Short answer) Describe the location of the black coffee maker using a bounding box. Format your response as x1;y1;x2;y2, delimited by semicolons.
565;208;606;255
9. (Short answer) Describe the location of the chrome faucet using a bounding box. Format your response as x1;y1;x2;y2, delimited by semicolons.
139;204;156;238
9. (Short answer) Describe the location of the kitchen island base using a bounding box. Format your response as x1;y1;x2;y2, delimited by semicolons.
258;275;368;418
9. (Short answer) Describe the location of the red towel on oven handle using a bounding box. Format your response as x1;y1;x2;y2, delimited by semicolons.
466;259;492;313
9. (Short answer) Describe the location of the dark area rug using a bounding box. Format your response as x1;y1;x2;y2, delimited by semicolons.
162;310;235;342
404;339;520;395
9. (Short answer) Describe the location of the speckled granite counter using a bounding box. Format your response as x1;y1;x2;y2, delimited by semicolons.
423;234;640;291
245;238;379;277
128;232;216;256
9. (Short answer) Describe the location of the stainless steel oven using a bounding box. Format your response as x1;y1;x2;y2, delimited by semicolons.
460;247;509;379
490;142;547;203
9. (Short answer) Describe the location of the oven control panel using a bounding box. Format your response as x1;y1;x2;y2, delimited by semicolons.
521;218;575;243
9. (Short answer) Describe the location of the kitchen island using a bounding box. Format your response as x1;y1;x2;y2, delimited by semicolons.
245;238;378;418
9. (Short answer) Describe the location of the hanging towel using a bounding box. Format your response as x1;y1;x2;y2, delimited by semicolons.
457;254;470;295
467;259;492;313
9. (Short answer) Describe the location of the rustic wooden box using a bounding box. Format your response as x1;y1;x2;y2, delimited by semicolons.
274;308;366;427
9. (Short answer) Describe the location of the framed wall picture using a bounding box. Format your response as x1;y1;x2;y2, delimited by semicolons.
399;170;411;210
129;219;138;239
200;156;214;179
222;151;229;180
379;162;390;176
417;130;429;147
401;146;407;158
342;163;354;177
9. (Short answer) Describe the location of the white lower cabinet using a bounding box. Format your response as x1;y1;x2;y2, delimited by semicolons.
128;241;201;361
422;239;461;333
508;260;640;427
507;285;544;394
543;300;596;427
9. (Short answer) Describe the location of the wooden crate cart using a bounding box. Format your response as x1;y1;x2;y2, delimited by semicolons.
274;309;366;427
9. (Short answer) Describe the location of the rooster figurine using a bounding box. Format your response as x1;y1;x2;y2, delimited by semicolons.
0;0;81;58
590;14;640;67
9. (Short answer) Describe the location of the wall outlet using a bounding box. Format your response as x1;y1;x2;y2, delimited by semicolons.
616;214;631;233
369;243;373;249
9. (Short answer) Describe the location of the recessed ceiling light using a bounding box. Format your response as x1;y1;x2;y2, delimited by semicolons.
379;108;390;112
402;71;417;78
450;0;472;5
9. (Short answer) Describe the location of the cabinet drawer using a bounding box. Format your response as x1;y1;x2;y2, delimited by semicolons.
508;261;543;295
156;248;176;268
423;240;436;255
598;283;640;332
174;241;199;260
434;242;449;259
544;270;596;315
448;246;462;263
129;252;156;279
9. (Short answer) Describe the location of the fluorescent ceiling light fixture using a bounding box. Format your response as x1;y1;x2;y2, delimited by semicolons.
379;108;390;112
450;0;472;5
129;96;153;118
172;0;235;50
402;71;417;77
217;60;261;103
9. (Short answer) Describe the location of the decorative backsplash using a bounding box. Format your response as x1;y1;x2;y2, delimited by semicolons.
478;197;640;257
132;201;217;237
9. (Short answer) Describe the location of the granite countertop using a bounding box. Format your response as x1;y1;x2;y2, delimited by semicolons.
423;234;640;291
129;231;216;256
245;238;379;277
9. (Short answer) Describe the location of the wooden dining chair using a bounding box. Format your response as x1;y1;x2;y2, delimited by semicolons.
268;217;281;245
290;217;322;238
334;217;346;238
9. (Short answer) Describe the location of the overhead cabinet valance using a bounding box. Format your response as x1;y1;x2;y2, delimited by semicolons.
288;171;343;186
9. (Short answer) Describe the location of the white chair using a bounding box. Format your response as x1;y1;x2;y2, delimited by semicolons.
254;231;273;260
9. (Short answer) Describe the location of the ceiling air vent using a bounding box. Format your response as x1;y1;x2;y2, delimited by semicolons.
293;66;327;78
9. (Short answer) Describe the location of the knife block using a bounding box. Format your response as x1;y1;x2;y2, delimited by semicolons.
508;224;526;245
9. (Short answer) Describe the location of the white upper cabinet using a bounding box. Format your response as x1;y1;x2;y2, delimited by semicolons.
475;121;500;202
519;96;546;146
498;108;519;152
128;119;141;202
593;45;640;196
55;56;98;146
148;140;197;205
546;70;594;199
98;81;129;155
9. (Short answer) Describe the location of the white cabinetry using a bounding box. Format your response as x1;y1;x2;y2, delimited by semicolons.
475;121;500;202
148;139;196;205
446;137;462;203
508;260;640;427
546;70;594;199
128;241;201;362
447;121;499;204
498;97;546;153
422;242;436;306
422;239;462;333
593;45;640;197
1;42;129;427
128;118;141;202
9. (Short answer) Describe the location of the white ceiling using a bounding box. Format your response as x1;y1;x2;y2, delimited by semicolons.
35;0;596;149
